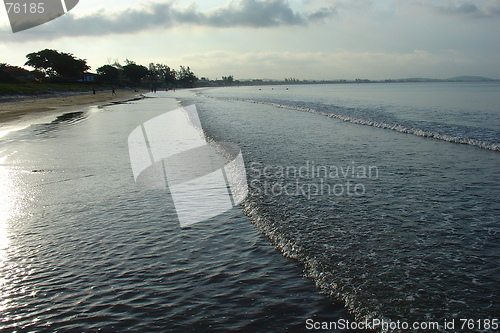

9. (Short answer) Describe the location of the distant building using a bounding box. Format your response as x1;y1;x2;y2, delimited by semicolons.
80;72;98;82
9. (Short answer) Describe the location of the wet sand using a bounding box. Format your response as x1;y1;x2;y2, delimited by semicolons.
0;90;145;124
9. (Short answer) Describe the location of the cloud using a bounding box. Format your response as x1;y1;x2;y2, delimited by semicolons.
1;0;335;42
307;7;337;21
169;49;484;80
421;0;500;18
202;0;305;27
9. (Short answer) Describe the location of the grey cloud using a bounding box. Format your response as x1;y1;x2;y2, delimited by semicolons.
202;0;305;27
2;0;332;42
307;7;337;21
432;2;500;18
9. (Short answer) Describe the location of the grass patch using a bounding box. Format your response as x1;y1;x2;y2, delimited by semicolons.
0;82;97;96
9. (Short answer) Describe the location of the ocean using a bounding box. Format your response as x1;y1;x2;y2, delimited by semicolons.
0;82;498;332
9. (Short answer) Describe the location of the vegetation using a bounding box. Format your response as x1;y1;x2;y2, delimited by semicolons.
176;66;198;88
0;65;18;84
6;48;492;97
96;65;120;84
0;82;100;95
122;62;149;85
222;75;234;85
1;49;204;96
148;63;176;87
25;49;90;80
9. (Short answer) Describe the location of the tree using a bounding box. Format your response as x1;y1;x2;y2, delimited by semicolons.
177;66;198;88
222;75;234;85
148;63;176;87
0;63;17;83
161;65;176;86
0;63;44;83
122;63;149;85
25;49;90;80
96;65;120;83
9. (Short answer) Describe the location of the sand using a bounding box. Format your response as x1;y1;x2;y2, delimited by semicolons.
0;90;145;124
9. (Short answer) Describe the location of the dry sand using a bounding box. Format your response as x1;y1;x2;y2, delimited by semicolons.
0;90;145;124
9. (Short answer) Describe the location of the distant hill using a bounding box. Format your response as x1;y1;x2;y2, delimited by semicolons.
446;76;497;82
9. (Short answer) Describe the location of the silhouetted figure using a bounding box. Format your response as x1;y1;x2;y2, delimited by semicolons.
92;88;96;95
112;87;116;96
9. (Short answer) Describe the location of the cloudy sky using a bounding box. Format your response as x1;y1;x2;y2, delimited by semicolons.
1;0;499;80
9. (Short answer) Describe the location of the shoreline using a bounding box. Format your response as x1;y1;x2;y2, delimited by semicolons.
0;89;147;125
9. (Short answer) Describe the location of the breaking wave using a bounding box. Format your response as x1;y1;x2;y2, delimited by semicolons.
205;95;500;151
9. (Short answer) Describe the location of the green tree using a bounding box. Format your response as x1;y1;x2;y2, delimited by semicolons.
148;63;176;87
0;63;44;83
222;75;234;85
122;63;149;85
162;65;176;86
96;65;120;83
177;66;198;88
0;63;17;83
25;49;89;80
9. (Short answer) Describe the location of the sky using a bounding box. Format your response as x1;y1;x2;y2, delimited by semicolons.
1;0;499;80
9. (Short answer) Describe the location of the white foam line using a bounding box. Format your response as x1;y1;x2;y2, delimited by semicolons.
210;96;500;151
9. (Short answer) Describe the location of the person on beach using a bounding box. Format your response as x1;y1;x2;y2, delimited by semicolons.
112;87;116;96
92;88;96;95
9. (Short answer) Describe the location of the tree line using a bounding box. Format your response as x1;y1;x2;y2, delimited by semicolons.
1;49;199;88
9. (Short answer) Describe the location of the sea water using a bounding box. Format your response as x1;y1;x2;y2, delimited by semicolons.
176;82;499;329
0;82;498;332
0;95;350;332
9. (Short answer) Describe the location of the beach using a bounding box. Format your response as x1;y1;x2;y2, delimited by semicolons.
0;84;498;331
0;90;356;331
0;90;145;124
